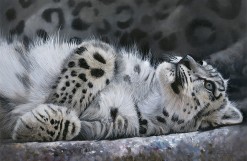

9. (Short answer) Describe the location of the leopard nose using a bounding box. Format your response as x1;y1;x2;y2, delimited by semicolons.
179;55;194;70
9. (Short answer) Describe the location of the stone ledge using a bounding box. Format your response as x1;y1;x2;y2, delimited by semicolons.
1;124;247;161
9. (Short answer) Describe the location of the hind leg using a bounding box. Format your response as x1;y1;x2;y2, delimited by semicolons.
48;40;117;115
12;104;80;142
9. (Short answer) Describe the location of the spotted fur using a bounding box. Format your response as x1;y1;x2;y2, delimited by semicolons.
0;36;243;142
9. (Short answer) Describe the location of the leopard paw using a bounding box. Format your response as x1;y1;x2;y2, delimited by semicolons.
12;104;81;142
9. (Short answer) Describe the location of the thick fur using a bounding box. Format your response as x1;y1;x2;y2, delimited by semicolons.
0;36;243;141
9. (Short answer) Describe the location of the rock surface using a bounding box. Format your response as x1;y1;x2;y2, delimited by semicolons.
1;124;247;161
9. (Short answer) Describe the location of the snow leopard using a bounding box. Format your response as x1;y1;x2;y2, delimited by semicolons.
0;36;243;142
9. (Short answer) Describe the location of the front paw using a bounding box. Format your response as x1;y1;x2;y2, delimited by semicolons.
12;104;81;142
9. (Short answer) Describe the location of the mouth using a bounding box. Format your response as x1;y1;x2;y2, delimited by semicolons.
171;64;188;94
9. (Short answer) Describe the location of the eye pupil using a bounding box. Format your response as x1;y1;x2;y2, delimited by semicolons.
205;81;214;91
207;83;211;88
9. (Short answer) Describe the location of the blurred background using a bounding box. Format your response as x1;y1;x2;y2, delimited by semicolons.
0;0;246;116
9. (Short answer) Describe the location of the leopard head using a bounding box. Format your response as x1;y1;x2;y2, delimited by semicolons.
156;55;243;132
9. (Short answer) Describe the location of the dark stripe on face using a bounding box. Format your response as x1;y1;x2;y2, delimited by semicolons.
180;68;188;85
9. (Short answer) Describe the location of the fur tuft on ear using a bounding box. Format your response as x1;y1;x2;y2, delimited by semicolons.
217;103;243;125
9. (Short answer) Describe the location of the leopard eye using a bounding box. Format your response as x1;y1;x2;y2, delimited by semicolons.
204;80;215;91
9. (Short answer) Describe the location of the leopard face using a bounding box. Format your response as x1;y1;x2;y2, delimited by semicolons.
156;55;243;132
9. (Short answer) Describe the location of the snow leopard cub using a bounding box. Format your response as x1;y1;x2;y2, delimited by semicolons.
0;36;243;142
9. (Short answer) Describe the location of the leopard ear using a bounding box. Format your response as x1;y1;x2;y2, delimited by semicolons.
217;103;243;125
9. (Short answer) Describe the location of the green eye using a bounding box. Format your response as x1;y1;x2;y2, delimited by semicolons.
204;81;215;91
